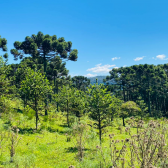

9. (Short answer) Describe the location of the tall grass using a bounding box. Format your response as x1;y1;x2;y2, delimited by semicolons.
0;99;168;167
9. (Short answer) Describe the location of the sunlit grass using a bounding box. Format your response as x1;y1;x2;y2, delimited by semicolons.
0;98;167;167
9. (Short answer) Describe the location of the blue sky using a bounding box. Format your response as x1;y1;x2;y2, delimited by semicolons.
1;0;168;77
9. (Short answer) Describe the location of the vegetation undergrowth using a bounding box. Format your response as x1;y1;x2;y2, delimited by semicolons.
0;98;167;168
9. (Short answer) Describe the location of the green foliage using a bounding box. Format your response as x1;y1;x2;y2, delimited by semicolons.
20;68;52;129
136;97;148;119
47;56;70;106
71;76;90;91
120;101;141;126
0;58;14;114
20;68;52;102
109;95;123;121
0;97;168;167
2;32;168;167
87;84;112;143
23;105;35;120
56;86;77;126
105;64;168;117
0;56;5;68
121;101;141;118
11;32;77;116
71;89;87;119
11;31;78;69
0;36;8;59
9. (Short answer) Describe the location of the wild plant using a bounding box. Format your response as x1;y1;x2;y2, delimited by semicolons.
69;165;75;168
72;121;89;161
64;127;72;142
8;127;21;163
108;134;127;168
0;128;6;156
95;135;127;168
125;119;168;168
95;118;168;168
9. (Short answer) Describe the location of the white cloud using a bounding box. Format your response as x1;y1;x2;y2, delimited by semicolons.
87;63;116;73
152;54;168;60
112;57;120;61
123;65;127;67
156;54;168;60
84;73;97;77
114;67;119;69
134;56;145;61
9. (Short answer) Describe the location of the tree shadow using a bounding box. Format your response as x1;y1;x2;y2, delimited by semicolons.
65;147;91;153
17;127;40;134
65;147;78;153
46;127;59;133
46;126;69;134
58;124;69;128
13;108;23;113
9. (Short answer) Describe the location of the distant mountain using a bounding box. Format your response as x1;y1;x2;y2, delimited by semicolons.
88;76;106;85
88;76;116;85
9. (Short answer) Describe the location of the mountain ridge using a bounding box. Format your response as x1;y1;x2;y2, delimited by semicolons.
88;76;106;85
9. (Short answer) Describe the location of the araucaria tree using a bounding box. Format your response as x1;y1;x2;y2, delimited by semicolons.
20;68;52;130
11;31;78;115
71;76;90;91
47;56;70;110
57;86;76;127
0;56;10;113
0;35;8;59
87;84;112;144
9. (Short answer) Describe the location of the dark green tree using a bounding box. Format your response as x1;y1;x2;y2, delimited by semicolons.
106;64;168;117
47;56;70;110
109;95;123;121
72;76;90;91
57;86;76;127
20;68;52;130
0;36;8;59
136;97;148;119
11;31;78;115
87;84;112;144
0;56;13;113
71;89;86;120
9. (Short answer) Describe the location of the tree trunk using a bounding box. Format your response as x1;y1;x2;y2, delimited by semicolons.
24;95;26;109
123;117;125;127
141;113;143;120
127;90;129;101
44;54;48;116
164;98;166;116
54;75;56;94
45;98;48;116
98;108;102;145
148;82;151;116
111;115;113;121
56;81;59;112
123;87;126;102
35;97;38;130
67;99;69;127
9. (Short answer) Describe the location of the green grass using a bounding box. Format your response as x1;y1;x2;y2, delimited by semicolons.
0;98;167;168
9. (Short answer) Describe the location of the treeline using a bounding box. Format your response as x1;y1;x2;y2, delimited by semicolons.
104;64;168;117
1;32;168;142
